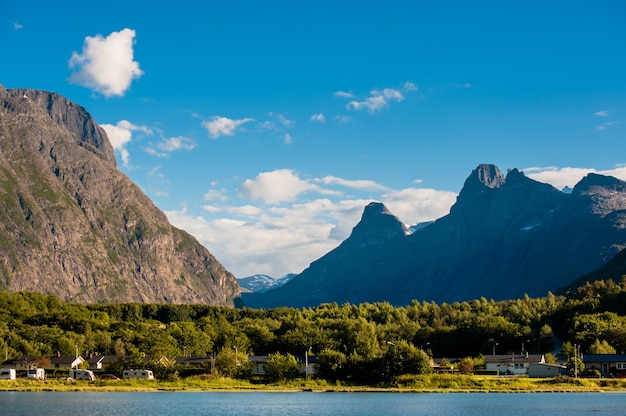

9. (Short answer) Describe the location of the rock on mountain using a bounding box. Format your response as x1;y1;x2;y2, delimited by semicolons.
0;86;240;305
244;164;626;308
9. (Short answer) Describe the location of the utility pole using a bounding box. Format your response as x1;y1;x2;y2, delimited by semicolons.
305;347;312;378
574;344;578;378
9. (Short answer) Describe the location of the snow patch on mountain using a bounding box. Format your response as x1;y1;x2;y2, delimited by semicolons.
238;273;296;293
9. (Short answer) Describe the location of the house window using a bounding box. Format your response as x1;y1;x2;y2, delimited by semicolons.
617;363;626;370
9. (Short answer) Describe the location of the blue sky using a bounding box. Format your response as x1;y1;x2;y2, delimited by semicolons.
2;1;625;278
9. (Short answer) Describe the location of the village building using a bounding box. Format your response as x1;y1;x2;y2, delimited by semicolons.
583;354;626;378
527;363;568;378
484;353;545;375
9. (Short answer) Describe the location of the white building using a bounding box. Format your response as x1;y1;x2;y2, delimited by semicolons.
484;353;545;375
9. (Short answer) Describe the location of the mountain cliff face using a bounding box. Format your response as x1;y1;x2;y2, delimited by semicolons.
0;86;240;305
244;164;626;307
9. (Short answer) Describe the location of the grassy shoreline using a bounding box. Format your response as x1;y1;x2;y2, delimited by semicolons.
2;375;626;393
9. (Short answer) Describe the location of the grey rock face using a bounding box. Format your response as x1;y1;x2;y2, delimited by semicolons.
0;86;240;305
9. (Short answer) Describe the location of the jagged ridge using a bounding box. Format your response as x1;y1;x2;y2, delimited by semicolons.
244;165;626;308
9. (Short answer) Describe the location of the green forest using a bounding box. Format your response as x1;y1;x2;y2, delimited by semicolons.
1;278;626;383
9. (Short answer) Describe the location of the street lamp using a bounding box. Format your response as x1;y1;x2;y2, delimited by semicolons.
521;339;530;354
493;342;498;356
420;342;430;350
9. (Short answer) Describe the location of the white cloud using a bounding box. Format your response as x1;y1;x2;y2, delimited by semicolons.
273;112;294;127
157;136;195;152
382;188;458;225
347;88;404;112
68;28;143;97
166;204;339;277
597;121;619;131
202;205;222;213
317;176;389;191
146;166;169;196
100;120;152;167
238;169;322;204
13;22;23;30
202;116;254;138
166;197;351;277
594;110;610;117
144;147;165;158
525;165;626;190
334;115;352;124
284;133;293;144
334;91;354;98
343;83;417;113
310;113;326;123
226;205;263;217
259;120;276;130
455;83;472;89
404;81;418;91
204;188;229;202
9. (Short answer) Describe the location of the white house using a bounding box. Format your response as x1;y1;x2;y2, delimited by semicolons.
49;355;86;370
484;353;545;375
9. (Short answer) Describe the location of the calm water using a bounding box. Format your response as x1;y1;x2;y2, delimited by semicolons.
1;391;625;415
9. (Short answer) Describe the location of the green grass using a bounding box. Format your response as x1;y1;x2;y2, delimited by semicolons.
1;375;626;393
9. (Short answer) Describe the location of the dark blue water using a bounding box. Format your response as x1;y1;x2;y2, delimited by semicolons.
1;391;625;415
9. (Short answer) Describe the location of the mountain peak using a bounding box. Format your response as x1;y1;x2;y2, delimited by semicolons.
572;173;626;216
350;202;408;242
454;164;505;208
7;88;117;167
475;164;506;188
362;201;393;219
574;173;626;194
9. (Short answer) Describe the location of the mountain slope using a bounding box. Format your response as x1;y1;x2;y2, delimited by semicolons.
244;164;626;307
0;86;240;305
559;247;626;294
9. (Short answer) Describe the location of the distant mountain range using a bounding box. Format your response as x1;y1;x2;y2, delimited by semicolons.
243;164;626;308
237;274;296;293
0;86;240;305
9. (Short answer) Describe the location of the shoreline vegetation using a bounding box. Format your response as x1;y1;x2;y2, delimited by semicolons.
2;286;626;387
2;374;626;393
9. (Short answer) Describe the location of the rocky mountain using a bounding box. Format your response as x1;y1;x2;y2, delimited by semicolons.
237;273;296;293
243;164;626;308
0;86;240;305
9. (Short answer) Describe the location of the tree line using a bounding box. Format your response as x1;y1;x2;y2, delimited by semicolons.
1;278;625;383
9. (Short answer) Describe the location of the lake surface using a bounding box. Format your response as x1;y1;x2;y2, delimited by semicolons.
1;391;626;415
